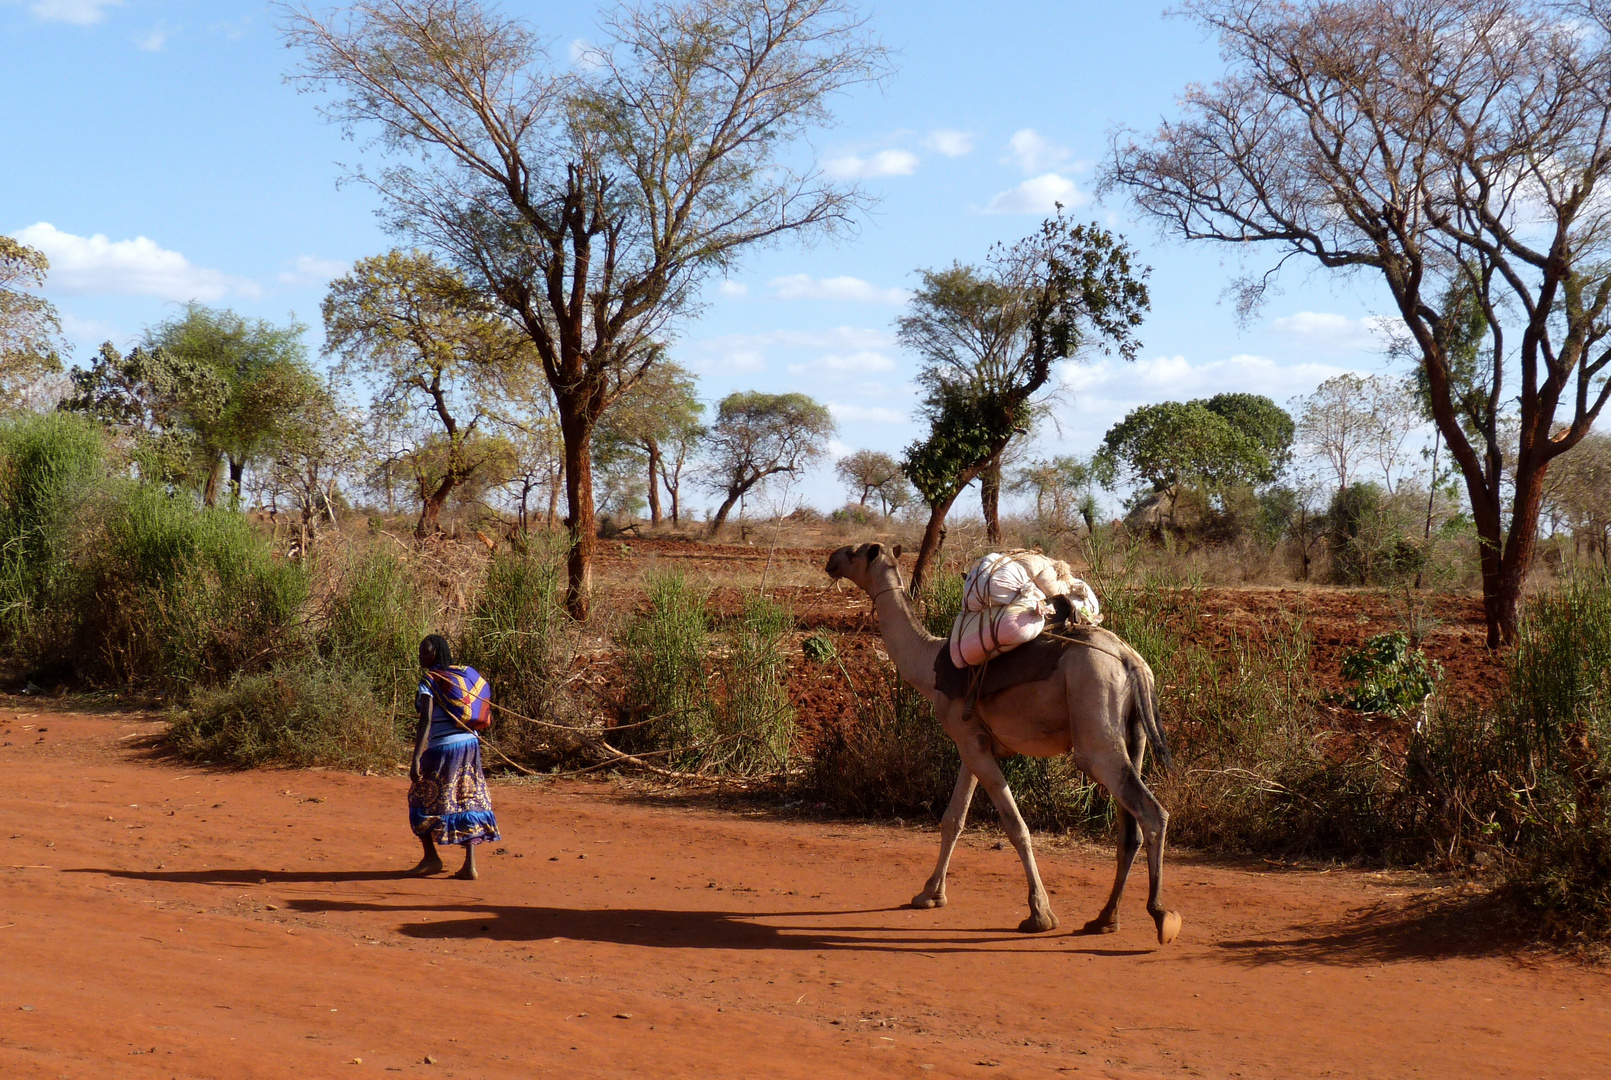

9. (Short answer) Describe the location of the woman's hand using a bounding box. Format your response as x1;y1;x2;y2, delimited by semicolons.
409;758;422;783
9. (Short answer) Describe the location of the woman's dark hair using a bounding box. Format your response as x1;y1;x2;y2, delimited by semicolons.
419;634;454;669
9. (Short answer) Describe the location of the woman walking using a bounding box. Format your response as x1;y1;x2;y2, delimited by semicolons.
409;634;499;879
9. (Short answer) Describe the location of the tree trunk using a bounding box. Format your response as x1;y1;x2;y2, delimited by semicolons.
908;498;956;597
980;457;1002;545
645;440;663;527
546;465;561;530
201;455;222;508
708;486;746;537
228;458;246;507
416;476;455;540
559;412;596;620
667;478;680;527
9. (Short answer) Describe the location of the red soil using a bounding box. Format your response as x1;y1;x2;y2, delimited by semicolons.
3;705;1607;1079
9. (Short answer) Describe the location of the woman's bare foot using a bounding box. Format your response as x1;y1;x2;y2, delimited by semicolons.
453;862;478;880
410;856;444;876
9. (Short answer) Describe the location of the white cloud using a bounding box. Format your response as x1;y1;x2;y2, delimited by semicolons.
276;254;351;287
983;173;1088;215
1005;129;1070;174
924;129;974;157
1060;352;1354;406
57;310;124;344
134;26;169;51
25;0;121;24
828;403;910;425
14;221;260;301
716;280;749;298
1270;311;1397;354
768;274;910;304
822;149;920;180
826;439;854;461
689;348;767;376
786;350;896;375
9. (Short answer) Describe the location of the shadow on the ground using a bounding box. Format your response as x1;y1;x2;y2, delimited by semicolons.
1216;889;1537;965
71;867;420;885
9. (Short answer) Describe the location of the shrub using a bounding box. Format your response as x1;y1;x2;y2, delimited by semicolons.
808;665;957;818
0;412;106;667
1339;632;1444;714
168;666;397;769
711;593;795;775
319;547;434;716
81;484;309;688
617;569;714;763
458;541;580;765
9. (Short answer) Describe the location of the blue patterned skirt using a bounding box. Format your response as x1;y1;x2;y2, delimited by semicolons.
408;734;500;846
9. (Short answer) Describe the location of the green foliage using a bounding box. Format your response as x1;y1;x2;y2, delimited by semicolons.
703;391;836;531
713;593;796;775
1339;632;1444;714
0;235;65;398
800;631;836;662
168;666;397;770
319;548;435;715
0;412;105;654
1326;482;1427;585
1096;397;1288;497
458;541;575;763
617;570;715;762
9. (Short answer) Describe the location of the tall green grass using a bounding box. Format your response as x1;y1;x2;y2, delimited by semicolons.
617;570;714;765
319;548;434;719
711;593;796;775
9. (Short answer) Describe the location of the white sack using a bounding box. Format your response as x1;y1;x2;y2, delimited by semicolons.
963;552;1045;612
949;602;1046;668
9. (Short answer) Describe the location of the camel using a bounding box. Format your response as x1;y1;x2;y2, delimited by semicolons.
825;542;1181;945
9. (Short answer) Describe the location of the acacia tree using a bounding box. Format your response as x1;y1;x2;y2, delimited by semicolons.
283;0;887;617
702;391;834;536
900;219;1150;594
1011;455;1101;532
323;250;531;539
1105;0;1611;646
834;448;910;514
1;237;65;405
594;361;704;527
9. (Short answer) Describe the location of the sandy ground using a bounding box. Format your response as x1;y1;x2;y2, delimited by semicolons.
2;705;1607;1080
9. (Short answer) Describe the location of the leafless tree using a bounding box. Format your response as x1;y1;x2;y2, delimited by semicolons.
1105;0;1611;646
281;0;888;617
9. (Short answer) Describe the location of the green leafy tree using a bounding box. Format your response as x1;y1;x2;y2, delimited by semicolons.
595;361;704;527
702;392;834;536
1011;455;1101;532
62;341;230;490
142;304;321;506
900;218;1150;593
283;0;888;618
323;250;533;539
0;237;65;406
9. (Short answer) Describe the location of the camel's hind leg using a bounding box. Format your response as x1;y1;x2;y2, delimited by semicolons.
1112;762;1181;945
1083;726;1146;934
912;766;977;909
956;735;1058;933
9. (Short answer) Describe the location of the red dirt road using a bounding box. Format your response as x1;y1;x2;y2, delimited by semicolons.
3;706;1607;1080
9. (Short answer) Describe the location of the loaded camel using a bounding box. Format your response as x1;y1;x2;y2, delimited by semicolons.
826;542;1181;945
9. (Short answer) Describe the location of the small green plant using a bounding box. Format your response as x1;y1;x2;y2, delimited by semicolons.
1338;631;1443;714
801;631;836;662
169;666;397;769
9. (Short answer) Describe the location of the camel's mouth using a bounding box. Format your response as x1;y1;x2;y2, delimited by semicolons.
824;545;855;580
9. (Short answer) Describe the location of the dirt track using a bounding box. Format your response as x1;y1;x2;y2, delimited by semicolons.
3;705;1607;1080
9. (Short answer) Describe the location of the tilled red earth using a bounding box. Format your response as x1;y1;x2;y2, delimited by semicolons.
3;706;1607;1079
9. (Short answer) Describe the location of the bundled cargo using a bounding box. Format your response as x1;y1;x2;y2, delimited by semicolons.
948;551;1101;668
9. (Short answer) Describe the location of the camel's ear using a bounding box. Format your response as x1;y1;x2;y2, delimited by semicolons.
866;542;883;563
892;543;903;559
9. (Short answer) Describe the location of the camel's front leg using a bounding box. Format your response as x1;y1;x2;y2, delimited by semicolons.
958;734;1057;933
912;766;976;909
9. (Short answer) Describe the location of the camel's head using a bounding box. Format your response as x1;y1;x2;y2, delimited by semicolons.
824;542;903;592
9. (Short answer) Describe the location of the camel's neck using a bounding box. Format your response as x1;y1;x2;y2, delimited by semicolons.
868;576;941;694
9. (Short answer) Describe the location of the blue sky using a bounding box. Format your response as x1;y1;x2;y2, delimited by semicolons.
3;0;1401;516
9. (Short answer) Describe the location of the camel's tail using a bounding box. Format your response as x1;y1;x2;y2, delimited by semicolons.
1125;653;1171;770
